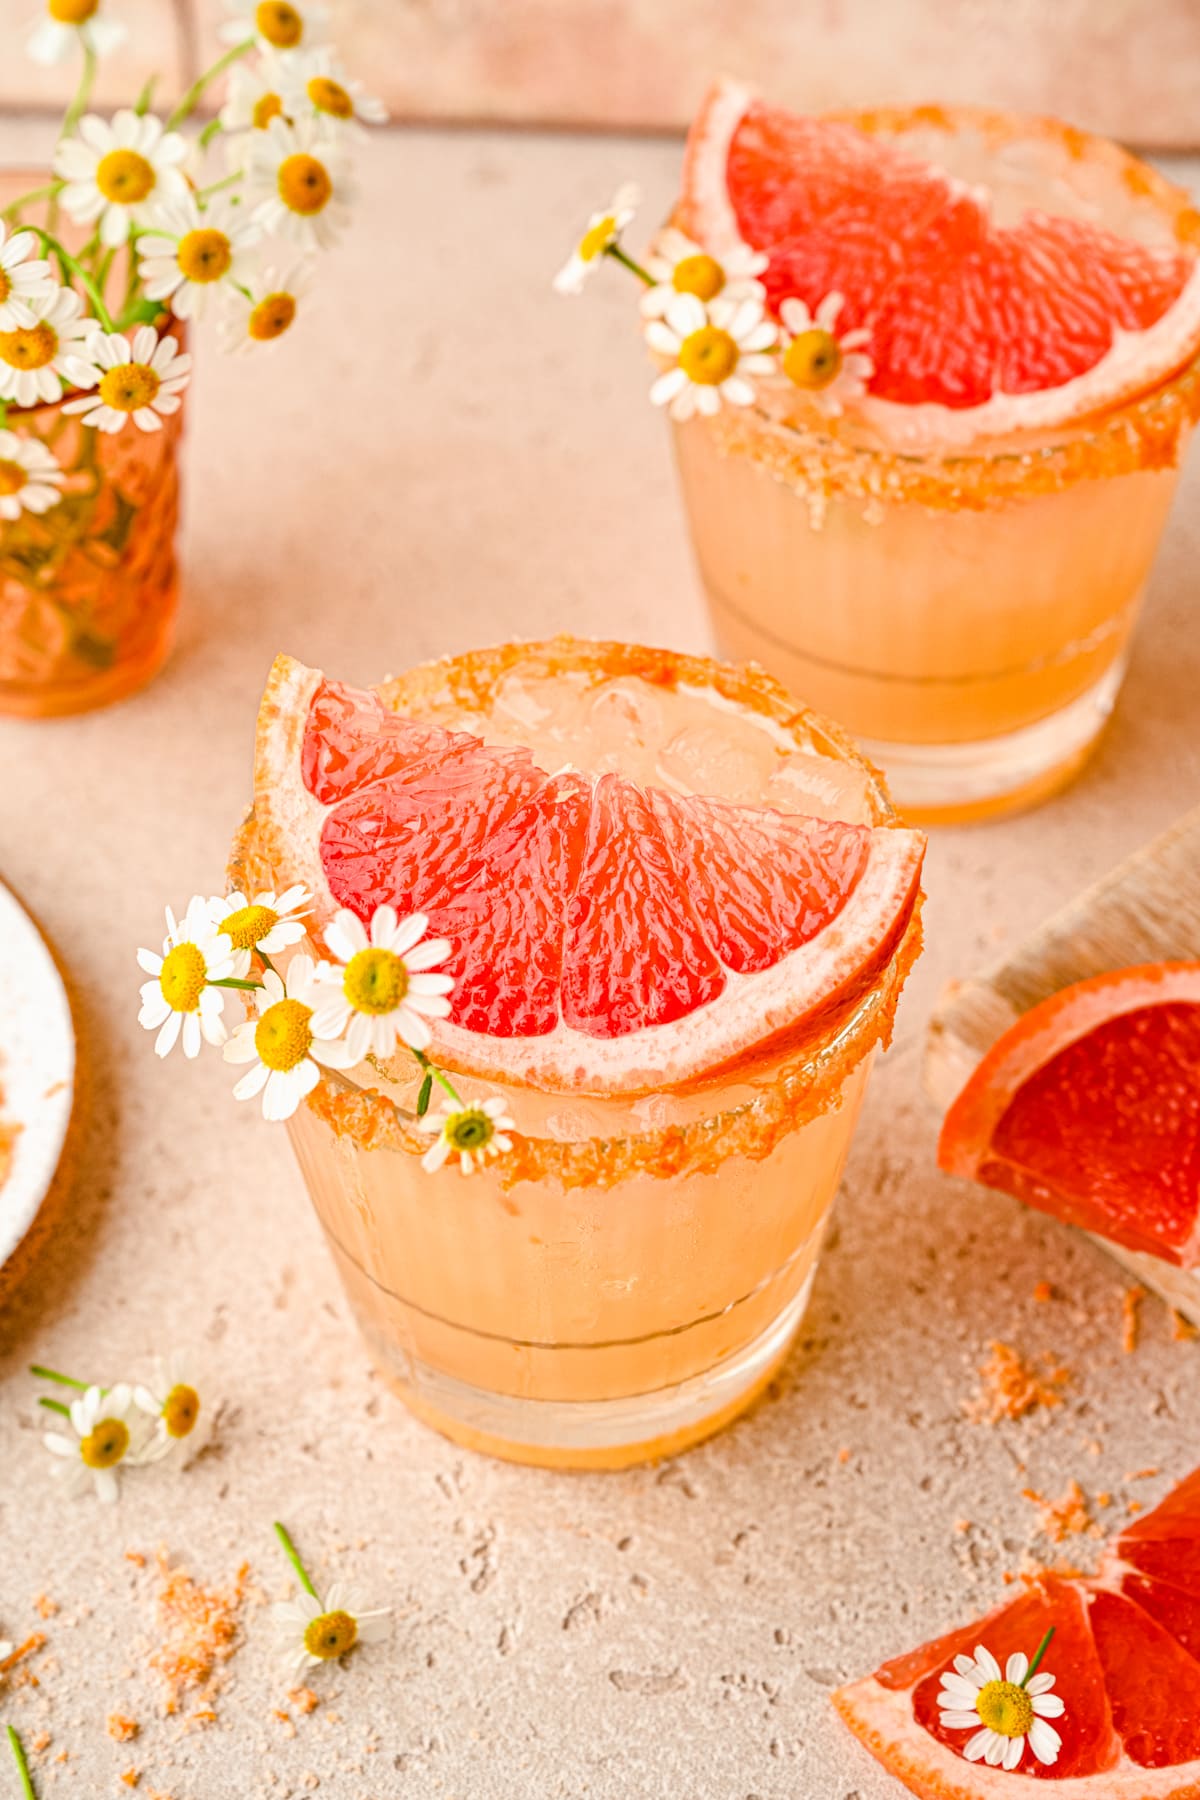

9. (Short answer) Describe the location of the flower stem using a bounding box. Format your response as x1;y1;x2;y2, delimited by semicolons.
27;229;115;332
273;1522;319;1599
0;182;62;223
412;1049;462;1107
195;172;242;202
29;1364;87;1390
166;38;254;131
1021;1626;1055;1687
61;41;98;145
606;242;655;286
37;1398;72;1418
7;1727;36;1800
209;976;264;991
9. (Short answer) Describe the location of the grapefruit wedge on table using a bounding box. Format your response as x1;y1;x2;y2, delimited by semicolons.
939;964;1200;1269
678;82;1200;432
251;645;925;1093
835;1463;1200;1797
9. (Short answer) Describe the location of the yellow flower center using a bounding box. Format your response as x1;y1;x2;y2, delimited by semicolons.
220;903;278;950
256;0;303;47
307;76;354;119
578;214;617;263
672;253;725;302
343;947;408;1016
0;458;25;497
447;1108;495;1154
302;1609;358;1660
975;1680;1035;1739
96;148;156;206
678;325;739;386
253;92;285;129
248;291;297;341
254;997;313;1072
162;1382;200;1439
0;322;57;370
159;941;207;1013
80;1415;130;1470
177;227;233;284
99;361;161;413
277;153;332;217
783;327;843;391
49;0;98;21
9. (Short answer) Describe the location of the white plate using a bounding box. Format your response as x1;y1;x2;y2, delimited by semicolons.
0;879;75;1271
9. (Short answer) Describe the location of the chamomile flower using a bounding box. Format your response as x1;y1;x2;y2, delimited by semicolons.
0;220;55;331
137;895;236;1059
553;183;640;295
64;325;191;433
242;115;355;250
210;884;312;976
778;292;874;416
646;292;777;422
313;906;453;1062
0;432;64;522
273;1582;390;1677
420;1095;515;1177
0;285;99;407
218;55;292;140
217;260;313;353
640;227;767;319
223;953;355;1122
42;1384;150;1504
277;48;388;138
55;110;189;249
134;1352;216;1467
220;0;328;53
137;195;261;321
938;1644;1065;1771
27;0;126;66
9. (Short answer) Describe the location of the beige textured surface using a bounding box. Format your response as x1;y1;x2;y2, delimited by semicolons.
2;116;1200;1798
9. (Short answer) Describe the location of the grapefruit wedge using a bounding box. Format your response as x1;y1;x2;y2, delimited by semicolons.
834;1464;1200;1798
251;642;924;1094
678;82;1200;435
938;963;1200;1269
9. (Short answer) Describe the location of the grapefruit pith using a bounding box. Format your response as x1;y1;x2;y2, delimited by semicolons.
251;642;925;1094
938;963;1200;1269
834;1464;1200;1797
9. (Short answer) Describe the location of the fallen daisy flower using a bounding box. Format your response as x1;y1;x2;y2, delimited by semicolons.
134;1351;218;1467
271;1522;390;1677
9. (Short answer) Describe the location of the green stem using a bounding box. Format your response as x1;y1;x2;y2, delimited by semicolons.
0;182;62;223
412;1049;462;1107
29;1364;88;1390
195;172;242;202
27;229;114;332
209;977;263;991
606;242;655;286
273;1522;319;1599
166;38;254;131
7;1728;36;1800
61;41;98;143
257;952;278;979
37;1398;72;1418
1021;1626;1055;1687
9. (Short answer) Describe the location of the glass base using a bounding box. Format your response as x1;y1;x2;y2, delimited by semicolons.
361;1266;818;1471
856;657;1126;825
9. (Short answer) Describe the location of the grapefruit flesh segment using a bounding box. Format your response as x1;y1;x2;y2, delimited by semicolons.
1089;1590;1200;1768
1119;1576;1200;1665
938;966;1200;1269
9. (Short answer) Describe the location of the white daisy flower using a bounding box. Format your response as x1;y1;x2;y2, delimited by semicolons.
646;292;778;423
218;54;292;141
553;183;640;295
137;894;236;1059
55;110;189;250
64;325;191;434
0;432;64;522
26;0;126;66
42;1384;153;1504
0;285;99;408
217;259;313;354
137;194;261;321
277;48;388;138
313;906;453;1063
778;292;874;416
937;1643;1066;1772
209;884;312;976
134;1351;217;1467
242;116;354;251
220;0;328;53
640;226;767;320
0;221;55;331
273;1581;390;1677
223;953;355;1123
420;1095;516;1177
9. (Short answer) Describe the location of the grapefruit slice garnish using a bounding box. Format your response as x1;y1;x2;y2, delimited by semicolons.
834;1463;1200;1796
938;963;1200;1269
252;647;925;1094
678;81;1200;438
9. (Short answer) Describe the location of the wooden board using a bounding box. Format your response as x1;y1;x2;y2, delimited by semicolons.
924;805;1200;1324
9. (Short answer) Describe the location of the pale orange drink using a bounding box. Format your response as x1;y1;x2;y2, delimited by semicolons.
236;639;924;1468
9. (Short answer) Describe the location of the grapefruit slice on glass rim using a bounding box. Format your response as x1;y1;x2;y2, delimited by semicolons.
834;1463;1200;1798
938;962;1200;1269
677;81;1200;440
250;642;925;1094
